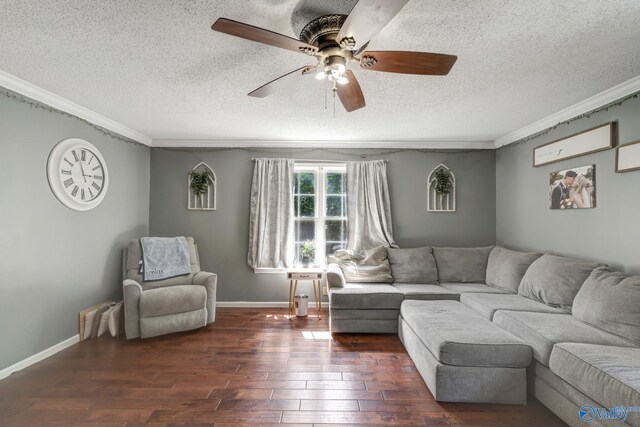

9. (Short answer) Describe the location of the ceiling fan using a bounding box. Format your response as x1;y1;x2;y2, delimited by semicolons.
211;0;457;112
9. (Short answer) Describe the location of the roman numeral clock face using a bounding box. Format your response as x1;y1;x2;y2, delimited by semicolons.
47;138;109;211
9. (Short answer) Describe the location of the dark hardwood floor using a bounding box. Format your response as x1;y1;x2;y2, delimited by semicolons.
0;308;565;426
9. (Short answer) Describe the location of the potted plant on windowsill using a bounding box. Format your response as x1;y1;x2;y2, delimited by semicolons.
301;241;315;268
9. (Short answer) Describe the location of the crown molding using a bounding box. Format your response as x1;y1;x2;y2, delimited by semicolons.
6;65;636;151
0;69;152;146
494;75;640;148
152;139;495;150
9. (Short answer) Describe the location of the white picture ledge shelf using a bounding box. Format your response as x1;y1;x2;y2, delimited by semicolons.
188;162;216;210
427;163;456;212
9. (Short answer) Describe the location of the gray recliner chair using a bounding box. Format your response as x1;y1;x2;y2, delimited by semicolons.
122;237;217;339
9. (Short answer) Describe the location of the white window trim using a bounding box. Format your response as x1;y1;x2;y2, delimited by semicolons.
254;162;346;274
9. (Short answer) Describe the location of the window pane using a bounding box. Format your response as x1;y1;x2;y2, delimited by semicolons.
326;242;346;256
299;196;315;217
326;172;343;194
326;195;343;217
295;243;305;264
298;219;315;241
326;219;344;241
294;173;299;193
299;172;315;194
294;195;299;217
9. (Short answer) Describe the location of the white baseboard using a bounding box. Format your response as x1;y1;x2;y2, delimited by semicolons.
0;303;330;380
0;334;79;381
217;301;329;308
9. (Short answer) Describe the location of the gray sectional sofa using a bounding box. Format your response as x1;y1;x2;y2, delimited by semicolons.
327;245;640;426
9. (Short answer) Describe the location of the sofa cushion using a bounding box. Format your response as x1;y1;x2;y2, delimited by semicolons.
492;311;635;366
330;309;400;320
329;283;403;310
518;254;600;312
440;283;508;294
572;267;640;345
386;246;438;284
549;343;640;427
400;300;531;368
392;284;459;301
433;246;494;283
139;285;206;318
460;293;565;321
486;246;542;293
326;263;346;288
334;246;393;283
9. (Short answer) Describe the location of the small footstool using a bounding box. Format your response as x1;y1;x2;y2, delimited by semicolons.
399;300;532;404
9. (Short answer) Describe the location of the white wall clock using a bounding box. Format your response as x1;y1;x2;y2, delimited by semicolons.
47;138;109;211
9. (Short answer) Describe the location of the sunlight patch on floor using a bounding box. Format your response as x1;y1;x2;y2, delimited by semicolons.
302;331;332;340
265;313;324;320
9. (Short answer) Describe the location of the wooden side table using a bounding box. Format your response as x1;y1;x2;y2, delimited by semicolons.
287;269;324;319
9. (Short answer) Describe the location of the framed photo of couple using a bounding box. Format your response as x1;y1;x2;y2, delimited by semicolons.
549;165;595;210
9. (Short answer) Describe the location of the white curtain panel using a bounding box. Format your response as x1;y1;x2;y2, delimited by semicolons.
247;159;295;268
346;160;398;250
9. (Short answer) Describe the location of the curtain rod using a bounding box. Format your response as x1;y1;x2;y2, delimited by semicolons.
251;158;388;163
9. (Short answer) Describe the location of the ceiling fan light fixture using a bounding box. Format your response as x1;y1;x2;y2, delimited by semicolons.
337;76;349;85
324;55;348;82
328;68;342;80
314;71;326;80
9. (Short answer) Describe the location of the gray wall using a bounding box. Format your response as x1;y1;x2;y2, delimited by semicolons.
149;148;496;302
0;94;150;370
496;96;640;274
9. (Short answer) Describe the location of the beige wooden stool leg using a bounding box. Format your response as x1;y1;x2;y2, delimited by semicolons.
288;280;293;319
292;280;298;317
315;279;322;319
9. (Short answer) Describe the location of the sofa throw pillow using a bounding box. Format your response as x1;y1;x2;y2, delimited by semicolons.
518;254;600;312
433;246;494;283
486;246;542;293
572;267;640;345
386;246;438;284
335;246;394;283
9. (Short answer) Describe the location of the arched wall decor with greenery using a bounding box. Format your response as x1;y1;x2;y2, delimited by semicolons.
188;162;216;210
427;163;456;212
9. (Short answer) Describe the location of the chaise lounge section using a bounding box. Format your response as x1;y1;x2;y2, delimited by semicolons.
399;300;531;404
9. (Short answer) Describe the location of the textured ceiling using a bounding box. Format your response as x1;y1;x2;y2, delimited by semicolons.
1;0;640;144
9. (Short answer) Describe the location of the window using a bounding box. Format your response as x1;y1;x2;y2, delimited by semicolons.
293;164;347;266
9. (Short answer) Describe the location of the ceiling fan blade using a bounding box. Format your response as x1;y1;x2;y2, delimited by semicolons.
336;70;366;112
248;66;313;98
336;0;409;51
359;51;457;75
212;18;317;55
353;41;370;57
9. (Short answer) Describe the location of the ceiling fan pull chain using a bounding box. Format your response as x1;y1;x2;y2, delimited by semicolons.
333;86;337;118
325;85;327;110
